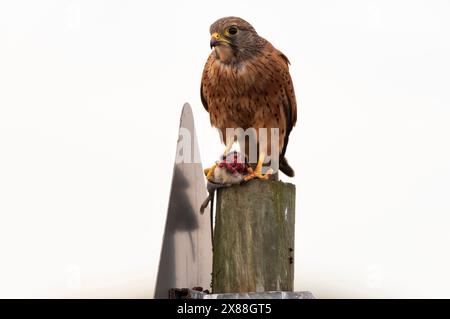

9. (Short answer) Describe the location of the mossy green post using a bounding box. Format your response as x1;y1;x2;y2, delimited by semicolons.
212;179;295;293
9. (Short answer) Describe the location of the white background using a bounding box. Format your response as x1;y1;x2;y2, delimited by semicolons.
1;0;449;298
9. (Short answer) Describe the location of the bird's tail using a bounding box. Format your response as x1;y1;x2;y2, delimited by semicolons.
279;156;295;177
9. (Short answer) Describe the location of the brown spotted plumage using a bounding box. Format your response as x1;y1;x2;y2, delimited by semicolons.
201;17;297;178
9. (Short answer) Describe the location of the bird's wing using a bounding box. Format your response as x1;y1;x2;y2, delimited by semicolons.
200;55;213;112
200;81;208;112
278;52;297;131
274;51;297;157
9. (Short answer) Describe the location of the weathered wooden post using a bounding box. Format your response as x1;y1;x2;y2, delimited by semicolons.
212;179;295;293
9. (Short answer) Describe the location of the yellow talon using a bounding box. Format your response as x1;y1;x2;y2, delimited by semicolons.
204;164;217;181
244;167;273;181
244;153;273;181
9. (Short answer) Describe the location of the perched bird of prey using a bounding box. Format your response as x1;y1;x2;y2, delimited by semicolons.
201;17;297;180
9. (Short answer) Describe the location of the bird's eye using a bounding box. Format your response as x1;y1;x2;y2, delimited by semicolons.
226;26;239;36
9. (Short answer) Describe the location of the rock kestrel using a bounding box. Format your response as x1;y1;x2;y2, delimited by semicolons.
201;17;297;180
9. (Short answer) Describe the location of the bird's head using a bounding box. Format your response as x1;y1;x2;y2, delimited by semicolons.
209;17;266;64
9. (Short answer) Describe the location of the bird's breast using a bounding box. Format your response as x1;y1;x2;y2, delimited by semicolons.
206;55;274;128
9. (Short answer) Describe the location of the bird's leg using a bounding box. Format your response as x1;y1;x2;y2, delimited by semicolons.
204;138;234;181
244;152;273;181
222;137;234;157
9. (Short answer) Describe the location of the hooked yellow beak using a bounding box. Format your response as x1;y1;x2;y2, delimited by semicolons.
210;32;229;48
